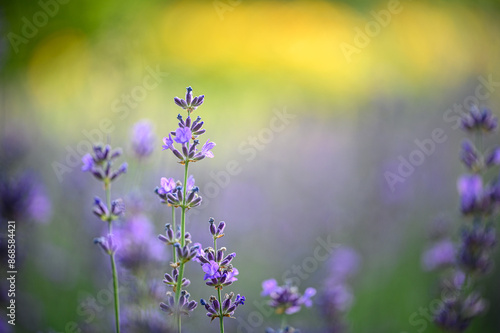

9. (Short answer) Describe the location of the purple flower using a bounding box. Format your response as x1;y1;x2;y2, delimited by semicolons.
486;148;500;167
174;243;202;264
422;239;456;271
327;247;361;284
158;177;176;195
202;261;220;280
262;280;316;315
174;86;205;113
201;140;216;158
200;292;245;321
261;279;279;297
131;120;155;158
160;291;197;316
300;288;316;307
82;144;127;182
457;174;485;215
27;183;52;224
434;293;486;332
94;234;118;255
81;153;95;172
163;268;191;291
461;106;498;132
0;173;53;223
114;214;165;268
186;175;195;192
162;134;174;150
174;127;192;144
458;224;496;274
460;140;479;170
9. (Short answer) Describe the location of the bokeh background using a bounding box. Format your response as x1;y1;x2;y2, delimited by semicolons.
1;0;500;332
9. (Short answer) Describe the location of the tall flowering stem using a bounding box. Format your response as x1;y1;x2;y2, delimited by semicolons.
430;106;500;332
155;87;210;332
82;144;128;333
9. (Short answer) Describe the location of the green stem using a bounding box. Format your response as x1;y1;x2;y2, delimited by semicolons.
218;288;224;333
110;254;121;333
174;160;190;333
280;314;286;330
104;178;120;333
214;236;224;333
172;206;177;263
105;179;112;234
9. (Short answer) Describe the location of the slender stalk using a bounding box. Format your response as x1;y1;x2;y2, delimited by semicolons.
172;206;177;263
174;160;190;333
217;288;224;333
280;314;287;330
104;178;120;333
110;254;121;333
214;237;225;333
105;179;112;234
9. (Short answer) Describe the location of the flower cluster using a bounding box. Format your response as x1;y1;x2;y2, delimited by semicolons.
82;145;128;181
174;86;205;112
196;231;239;290
261;279;316;315
430;106;499;332
94;234;118;255
200;292;245;321
460;106;497;132
161;89;215;165
154;176;201;209
197;218;245;328
160;291;198;317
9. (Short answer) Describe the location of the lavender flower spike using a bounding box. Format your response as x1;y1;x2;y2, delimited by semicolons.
174;86;205;113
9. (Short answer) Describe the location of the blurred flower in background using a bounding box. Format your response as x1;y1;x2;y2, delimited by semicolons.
318;246;361;332
131;119;155;159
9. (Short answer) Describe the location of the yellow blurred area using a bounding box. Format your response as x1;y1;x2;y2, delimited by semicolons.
24;0;500;127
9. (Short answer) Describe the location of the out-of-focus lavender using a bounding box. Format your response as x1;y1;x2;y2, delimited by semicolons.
131;120;156;159
422;239;456;271
114;213;165;269
0;173;52;223
318;246;361;332
261;279;315;332
426;106;500;332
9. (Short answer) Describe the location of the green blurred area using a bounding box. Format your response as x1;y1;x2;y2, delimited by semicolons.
2;0;500;332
